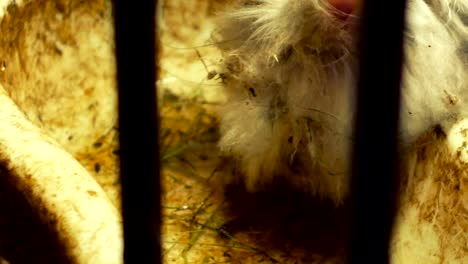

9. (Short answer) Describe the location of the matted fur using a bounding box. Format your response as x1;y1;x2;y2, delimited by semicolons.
214;0;468;203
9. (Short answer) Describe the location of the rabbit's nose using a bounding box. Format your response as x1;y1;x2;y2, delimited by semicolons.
328;0;358;20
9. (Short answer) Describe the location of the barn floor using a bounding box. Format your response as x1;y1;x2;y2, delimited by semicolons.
158;91;350;263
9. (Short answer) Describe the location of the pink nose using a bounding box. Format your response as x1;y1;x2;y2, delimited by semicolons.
328;0;356;19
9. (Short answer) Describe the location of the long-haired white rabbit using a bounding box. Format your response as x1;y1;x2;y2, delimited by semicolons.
214;0;468;204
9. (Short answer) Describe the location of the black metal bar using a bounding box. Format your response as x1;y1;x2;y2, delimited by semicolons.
349;0;407;263
112;1;161;263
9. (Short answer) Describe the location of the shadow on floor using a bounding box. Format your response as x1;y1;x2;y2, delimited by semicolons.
221;180;352;262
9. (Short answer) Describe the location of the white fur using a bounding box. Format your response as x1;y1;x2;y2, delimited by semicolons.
214;0;468;203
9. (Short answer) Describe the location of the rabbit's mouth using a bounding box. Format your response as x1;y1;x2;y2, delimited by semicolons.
328;0;360;22
326;0;361;37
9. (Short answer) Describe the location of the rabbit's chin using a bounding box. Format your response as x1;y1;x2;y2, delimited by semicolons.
214;0;358;204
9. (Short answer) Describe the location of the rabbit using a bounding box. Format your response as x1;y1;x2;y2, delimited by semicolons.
213;0;468;204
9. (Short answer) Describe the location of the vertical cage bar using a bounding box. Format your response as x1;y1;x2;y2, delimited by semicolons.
349;0;407;263
112;1;161;263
